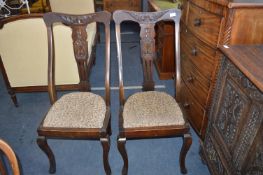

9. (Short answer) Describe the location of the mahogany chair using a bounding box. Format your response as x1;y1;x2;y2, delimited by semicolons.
37;11;111;175
113;9;192;175
0;139;20;175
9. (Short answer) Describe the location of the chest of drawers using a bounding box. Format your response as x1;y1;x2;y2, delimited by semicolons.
103;0;141;12
180;0;263;139
202;45;263;175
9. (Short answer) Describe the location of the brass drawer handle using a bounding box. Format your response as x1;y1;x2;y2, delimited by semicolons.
187;76;194;83
194;18;202;27
183;103;190;108
191;48;198;56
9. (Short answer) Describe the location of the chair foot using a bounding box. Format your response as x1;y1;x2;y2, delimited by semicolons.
10;92;18;107
117;136;128;175
180;133;192;174
37;136;56;174
100;136;111;175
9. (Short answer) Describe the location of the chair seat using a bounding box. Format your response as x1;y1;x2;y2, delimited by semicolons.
43;92;106;129
123;91;185;128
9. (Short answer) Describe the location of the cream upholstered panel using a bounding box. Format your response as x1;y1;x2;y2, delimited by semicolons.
0;18;90;87
49;0;95;14
123;91;185;128
0;18;48;87
49;0;97;84
43;92;106;128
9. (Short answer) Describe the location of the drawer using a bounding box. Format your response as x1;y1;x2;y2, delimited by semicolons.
181;50;210;107
187;2;223;47
190;0;225;16
181;28;216;80
104;0;141;12
181;80;207;138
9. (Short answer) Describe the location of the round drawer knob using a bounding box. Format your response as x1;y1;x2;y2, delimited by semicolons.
183;103;190;108
187;76;194;83
194;18;202;27
191;48;198;56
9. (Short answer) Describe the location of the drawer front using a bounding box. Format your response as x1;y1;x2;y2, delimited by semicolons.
181;25;217;80
190;0;225;16
187;2;223;47
181;80;207;138
104;0;141;12
181;49;210;107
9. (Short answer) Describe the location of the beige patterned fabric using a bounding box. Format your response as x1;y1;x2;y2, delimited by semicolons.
123;91;185;128
43;92;106;128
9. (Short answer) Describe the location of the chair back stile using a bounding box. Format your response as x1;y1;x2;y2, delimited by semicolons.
174;12;181;102
113;9;181;105
43;12;111;105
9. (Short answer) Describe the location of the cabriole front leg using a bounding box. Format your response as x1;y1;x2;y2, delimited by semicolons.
179;133;192;174
100;136;111;175
117;136;128;175
37;136;56;174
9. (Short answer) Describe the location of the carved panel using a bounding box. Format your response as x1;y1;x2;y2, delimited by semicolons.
225;61;263;102
204;136;227;175
60;14;96;25
139;23;156;91
245;137;263;175
128;11;167;24
215;78;247;149
232;105;262;172
204;56;263;175
140;24;156;59
71;26;88;61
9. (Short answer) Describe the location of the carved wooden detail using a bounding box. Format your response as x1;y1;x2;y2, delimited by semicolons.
202;51;263;175
140;24;155;91
60;14;96;25
245;137;263;174
71;26;88;60
128;11;166;24
71;25;89;91
204;136;227;175
222;10;235;45
215;79;246;148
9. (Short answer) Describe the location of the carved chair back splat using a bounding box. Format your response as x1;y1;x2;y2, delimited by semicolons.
37;11;112;175
113;9;192;175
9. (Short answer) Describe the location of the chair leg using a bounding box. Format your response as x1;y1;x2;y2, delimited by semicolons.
100;136;111;175
179;133;192;174
117;137;128;175
9;90;18;107
107;117;112;136
37;136;56;174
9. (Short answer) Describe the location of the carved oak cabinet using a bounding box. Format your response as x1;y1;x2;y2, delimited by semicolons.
202;45;263;175
180;0;263;139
